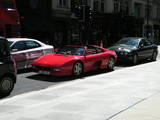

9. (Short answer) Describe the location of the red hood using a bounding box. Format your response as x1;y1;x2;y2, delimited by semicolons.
33;54;80;66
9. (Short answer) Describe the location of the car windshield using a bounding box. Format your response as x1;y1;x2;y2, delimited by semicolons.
57;46;85;56
116;38;139;47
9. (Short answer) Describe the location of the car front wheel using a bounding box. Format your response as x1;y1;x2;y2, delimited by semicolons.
151;51;157;61
72;61;83;76
132;54;138;65
0;75;14;95
108;57;115;70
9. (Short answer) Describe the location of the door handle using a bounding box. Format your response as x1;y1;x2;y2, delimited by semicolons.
37;50;42;53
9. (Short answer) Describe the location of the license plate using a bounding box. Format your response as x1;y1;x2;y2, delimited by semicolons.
39;70;50;75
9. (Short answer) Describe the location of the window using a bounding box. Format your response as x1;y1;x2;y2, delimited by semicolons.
93;0;104;12
145;5;151;18
156;6;160;18
0;40;8;57
11;41;26;51
86;46;98;55
114;1;119;13
26;41;41;49
143;39;152;46
93;1;99;12
101;0;104;12
57;46;85;56
59;0;67;7
0;29;4;36
134;3;142;17
2;0;15;9
96;48;104;53
139;40;145;47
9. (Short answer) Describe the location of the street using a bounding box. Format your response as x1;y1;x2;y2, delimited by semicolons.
0;53;160;120
1;50;159;99
1;1;160;119
7;65;124;99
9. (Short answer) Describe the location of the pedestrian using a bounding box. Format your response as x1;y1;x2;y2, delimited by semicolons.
102;35;107;48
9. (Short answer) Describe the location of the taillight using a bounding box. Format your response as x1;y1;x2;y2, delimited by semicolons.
13;59;16;68
54;48;58;53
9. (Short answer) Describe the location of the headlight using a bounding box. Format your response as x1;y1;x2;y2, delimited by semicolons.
120;52;130;55
124;52;129;55
53;68;60;72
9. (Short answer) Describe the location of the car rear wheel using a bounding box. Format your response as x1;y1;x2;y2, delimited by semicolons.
108;57;115;70
72;61;83;76
151;51;157;61
0;75;14;95
132;54;138;65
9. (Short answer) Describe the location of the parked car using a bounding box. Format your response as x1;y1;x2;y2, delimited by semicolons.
7;38;54;70
32;45;117;76
108;37;158;64
0;37;17;95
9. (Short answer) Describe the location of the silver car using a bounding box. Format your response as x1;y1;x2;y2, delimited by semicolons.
8;38;54;70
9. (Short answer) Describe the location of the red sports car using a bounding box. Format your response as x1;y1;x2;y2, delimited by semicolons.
32;45;117;76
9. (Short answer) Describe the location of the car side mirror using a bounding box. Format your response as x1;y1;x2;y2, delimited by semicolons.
139;44;144;48
11;49;18;52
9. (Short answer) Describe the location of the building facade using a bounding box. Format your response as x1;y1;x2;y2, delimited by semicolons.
15;0;160;48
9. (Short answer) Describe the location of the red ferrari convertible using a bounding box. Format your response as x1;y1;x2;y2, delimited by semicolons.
32;45;117;76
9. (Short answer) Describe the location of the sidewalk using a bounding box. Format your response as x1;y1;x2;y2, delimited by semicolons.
0;56;160;120
108;92;160;120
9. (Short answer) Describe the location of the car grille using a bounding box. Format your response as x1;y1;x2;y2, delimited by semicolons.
37;66;51;71
115;52;126;59
115;52;121;56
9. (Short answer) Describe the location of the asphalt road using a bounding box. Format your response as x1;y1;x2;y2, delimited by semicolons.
3;65;124;99
2;50;160;99
1;54;160;120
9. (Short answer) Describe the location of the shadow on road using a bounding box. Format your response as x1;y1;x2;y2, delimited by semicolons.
115;59;155;67
0;94;9;99
17;68;32;74
25;59;157;83
26;68;115;83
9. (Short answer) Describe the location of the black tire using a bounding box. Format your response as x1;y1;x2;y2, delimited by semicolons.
0;75;14;95
72;61;83;76
151;51;157;61
132;54;138;65
108;57;115;70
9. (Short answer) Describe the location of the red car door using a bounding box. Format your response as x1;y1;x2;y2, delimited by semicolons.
84;47;103;72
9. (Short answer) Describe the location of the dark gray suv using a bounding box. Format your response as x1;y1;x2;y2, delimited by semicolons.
0;37;17;96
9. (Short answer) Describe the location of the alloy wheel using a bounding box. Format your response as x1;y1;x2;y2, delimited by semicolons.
151;51;157;61
132;54;138;65
0;76;14;95
108;57;115;70
73;62;83;76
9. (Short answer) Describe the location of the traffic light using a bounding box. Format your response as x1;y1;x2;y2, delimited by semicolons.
78;5;92;22
85;6;92;21
78;5;85;21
